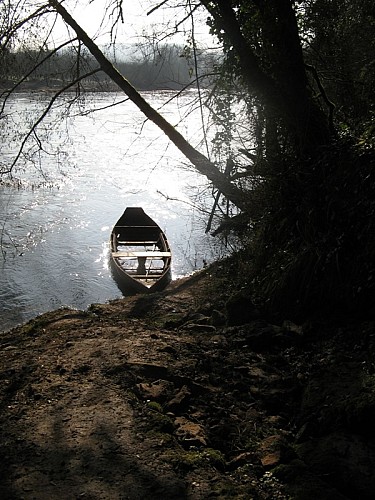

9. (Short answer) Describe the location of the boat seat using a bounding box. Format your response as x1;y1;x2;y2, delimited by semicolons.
112;251;171;258
116;241;158;245
132;274;163;278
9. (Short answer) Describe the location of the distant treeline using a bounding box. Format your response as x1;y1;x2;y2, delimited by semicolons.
0;43;216;91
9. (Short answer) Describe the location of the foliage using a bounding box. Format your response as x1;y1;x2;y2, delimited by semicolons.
302;0;375;142
202;1;375;317
247;139;375;317
1;43;196;91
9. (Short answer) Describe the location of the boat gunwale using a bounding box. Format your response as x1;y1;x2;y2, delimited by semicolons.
109;207;172;294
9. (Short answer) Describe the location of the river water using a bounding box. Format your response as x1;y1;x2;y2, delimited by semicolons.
0;91;224;332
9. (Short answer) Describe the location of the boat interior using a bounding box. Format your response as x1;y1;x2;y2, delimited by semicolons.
112;226;171;285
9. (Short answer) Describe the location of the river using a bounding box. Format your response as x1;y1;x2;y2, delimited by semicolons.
0;91;224;332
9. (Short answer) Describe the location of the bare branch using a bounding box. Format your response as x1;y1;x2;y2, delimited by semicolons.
75;98;130;117
0;38;78;111
48;0;248;211
3;68;101;175
0;3;51;52
147;1;169;17
305;63;335;132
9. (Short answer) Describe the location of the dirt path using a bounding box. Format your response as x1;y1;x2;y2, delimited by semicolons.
1;269;375;499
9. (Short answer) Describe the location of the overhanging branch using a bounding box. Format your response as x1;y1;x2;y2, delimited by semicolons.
4;68;100;175
48;0;247;211
1;38;78;110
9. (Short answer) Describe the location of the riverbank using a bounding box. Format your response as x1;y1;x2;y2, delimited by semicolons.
1;259;375;499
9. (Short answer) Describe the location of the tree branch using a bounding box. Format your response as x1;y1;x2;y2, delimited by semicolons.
0;4;50;52
199;0;276;98
201;0;331;152
1;38;78;111
48;0;247;211
3;69;100;175
305;63;335;132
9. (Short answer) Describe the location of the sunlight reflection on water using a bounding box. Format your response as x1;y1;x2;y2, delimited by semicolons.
0;91;225;332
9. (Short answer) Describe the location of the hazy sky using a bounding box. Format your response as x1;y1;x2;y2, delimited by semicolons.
52;0;214;48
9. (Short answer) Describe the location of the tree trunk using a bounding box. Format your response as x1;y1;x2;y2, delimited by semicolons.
202;0;332;156
48;0;247;211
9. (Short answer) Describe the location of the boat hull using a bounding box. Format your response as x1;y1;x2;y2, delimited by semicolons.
109;207;172;294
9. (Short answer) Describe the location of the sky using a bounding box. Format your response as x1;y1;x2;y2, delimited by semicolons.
50;0;215;50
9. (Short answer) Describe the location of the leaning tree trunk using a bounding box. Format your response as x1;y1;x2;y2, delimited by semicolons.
48;0;248;212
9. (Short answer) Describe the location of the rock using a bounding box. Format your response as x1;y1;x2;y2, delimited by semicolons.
136;379;174;402
261;452;280;469
174;416;208;447
227;452;258;471
259;435;289;469
165;385;191;413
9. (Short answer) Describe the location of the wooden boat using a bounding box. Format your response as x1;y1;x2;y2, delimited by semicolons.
109;207;172;294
